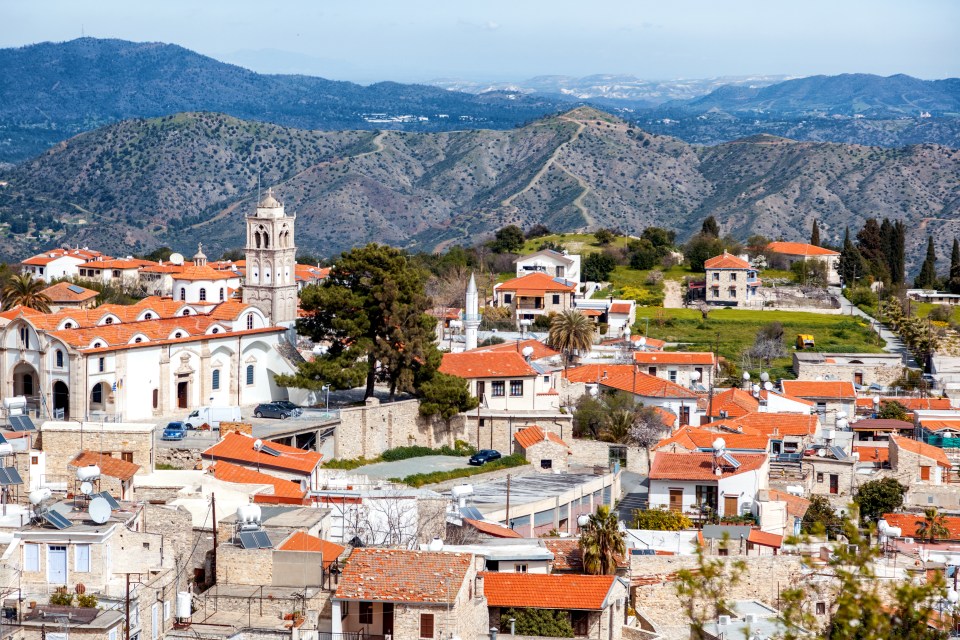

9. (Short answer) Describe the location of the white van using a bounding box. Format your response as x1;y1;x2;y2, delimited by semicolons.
184;406;242;429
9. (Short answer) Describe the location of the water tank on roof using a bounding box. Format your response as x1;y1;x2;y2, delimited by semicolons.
0;443;12;457
451;484;474;499
176;592;192;620
2;396;25;411
236;503;261;525
428;537;443;551
76;465;101;482
29;488;51;505
522;346;535;358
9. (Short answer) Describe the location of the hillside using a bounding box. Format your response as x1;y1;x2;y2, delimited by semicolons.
1;107;958;272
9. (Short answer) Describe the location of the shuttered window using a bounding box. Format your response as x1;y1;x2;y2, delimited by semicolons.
419;613;434;639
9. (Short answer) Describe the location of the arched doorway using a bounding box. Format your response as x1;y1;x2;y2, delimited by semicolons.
52;381;69;420
90;382;110;413
12;362;38;399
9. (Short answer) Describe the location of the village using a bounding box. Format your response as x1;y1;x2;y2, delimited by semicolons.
2;190;960;640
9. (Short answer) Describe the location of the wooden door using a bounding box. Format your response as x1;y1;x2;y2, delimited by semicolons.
829;474;839;494
177;381;188;409
921;466;931;481
724;495;739;517
669;489;683;512
854;372;863;386
680;406;690;426
476;381;485;403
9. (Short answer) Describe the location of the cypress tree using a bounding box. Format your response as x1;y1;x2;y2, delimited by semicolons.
915;236;938;289
892;220;906;285
839;227;866;287
810;220;821;247
880;218;895;282
949;238;960;294
701;216;720;238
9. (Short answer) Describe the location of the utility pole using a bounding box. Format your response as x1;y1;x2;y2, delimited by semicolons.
125;574;130;640
211;493;218;582
505;475;511;529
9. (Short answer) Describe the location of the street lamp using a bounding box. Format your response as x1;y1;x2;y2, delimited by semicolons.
321;385;330;412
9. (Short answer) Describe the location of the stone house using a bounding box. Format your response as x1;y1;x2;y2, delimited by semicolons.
201;431;323;491
68;450;140;500
567;364;703;426
493;272;578;327
215;528;344;588
40;282;100;313
332;548;488;640
767;241;841;285
804;448;857;502
780;380;856;427
633;351;716;389
652;426;769;456
699;524;783;556
648;450;769;519
793;351;904;388
889;435;951;485
704;252;760;306
20;606;125;640
513;424;570;472
514;248;581;283
37;421;155;488
482;571;629;639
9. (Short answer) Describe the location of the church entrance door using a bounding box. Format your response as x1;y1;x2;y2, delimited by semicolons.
177;381;189;409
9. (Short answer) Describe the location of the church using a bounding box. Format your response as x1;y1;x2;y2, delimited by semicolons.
0;190;305;421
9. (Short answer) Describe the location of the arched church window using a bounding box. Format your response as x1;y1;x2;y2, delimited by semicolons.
180;288;186;301
56;350;63;368
219;288;225;302
199;288;207;301
255;231;262;249
183;309;191;317
247;314;254;330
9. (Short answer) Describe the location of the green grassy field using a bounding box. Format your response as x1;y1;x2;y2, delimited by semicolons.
634;308;883;381
915;302;960;323
519;232;631;255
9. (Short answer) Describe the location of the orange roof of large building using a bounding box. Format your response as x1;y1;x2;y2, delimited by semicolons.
439;350;537;379
78;258;157;270
294;264;330;283
634;351;716;366
41;282;99;303
708;388;760;418
891;435;951;467
22;248;105;266
209;461;306;500
881;512;960;540
462;518;522;539
704;252;751;270
173;265;238;281
514;425;568;450
701;412;820;437
495;272;577;293
278;532;346;567
858;397;953;412
653;426;769;452
767;242;840;257
202;432;322;475
336;549;472;604
471;338;559;360
781;380;856;399
482;572;617;610
600;368;699;399
69;450;140;481
918;419;960;432
649;451;767;481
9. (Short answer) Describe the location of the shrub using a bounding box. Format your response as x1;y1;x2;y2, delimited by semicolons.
929;305;953;323
500;607;574;637
645;270;664;286
845;286;877;308
397;453;527;487
77;594;98;608
632;508;693;531
49;591;73;606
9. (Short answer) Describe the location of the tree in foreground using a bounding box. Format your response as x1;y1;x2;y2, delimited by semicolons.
810;219;821;246
548;310;594;370
417;372;478;422
578;504;625;575
877;400;908;421
1;273;51;312
853;477;906;526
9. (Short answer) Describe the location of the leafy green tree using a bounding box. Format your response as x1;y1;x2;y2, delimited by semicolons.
801;495;843;538
854;478;906;526
490;225;525;253
500;608;574;637
417;373;478;422
579;505;625;575
915;507;950;543
137;246;175;262
857;218;885;280
594;228;616;245
700;216;720;238
537;239;563;253
2;273;51;312
914;235;938;289
277;243;438;400
810;219;821;246
684;233;724;272
642;226;676;248
219;248;245;262
582;252;616;282
790;258;828;287
675;542;747;640
548;310;594;370
627;238;659;270
633;508;693;531
524;223;551;239
877;400;908;421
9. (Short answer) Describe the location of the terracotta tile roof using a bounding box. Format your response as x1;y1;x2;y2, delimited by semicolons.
600;368;699;399
608;302;632;314
22;248;104;266
869;397;952;411
562;364;634;384
78;258;156;269
881;513;960;540
202;432;322;475
471;338;559;360
853;446;890;464
541;539;628;572
514;425;568;449
209;461;306;499
427;307;462;321
579;308;603;317
626;335;666;350
747;530;783;548
634;351;716;366
781;380;856;399
294;264;330;283
482;572;616;611
336;549;472;604
701;412;820;437
767;242;840;257
766;489;811;519
649;451;767;481
653;406;677;426
40;282;99;303
851;418;914;432
919;419;960;432
891;435;951;467
439;350;536;379
704;252;751;270
495;272;577;293
462;518;522;538
69;450;140;481
173;265;237;281
709;388;760;418
278;531;346;567
653;426;768;452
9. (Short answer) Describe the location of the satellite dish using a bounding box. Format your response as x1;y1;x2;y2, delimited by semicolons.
763;381;773;391
522;346;535;358
690;370;701;381
169;252;185;265
79;481;94;496
742;372;750;381
837;411;847;420
752;384;761;394
88;497;111;524
817;449;827;457
253;439;263;451
638;337;647;346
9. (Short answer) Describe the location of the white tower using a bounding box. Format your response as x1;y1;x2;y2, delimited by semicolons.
243;188;298;325
464;272;480;351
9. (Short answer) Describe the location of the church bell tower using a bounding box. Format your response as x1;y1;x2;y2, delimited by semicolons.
243;188;298;325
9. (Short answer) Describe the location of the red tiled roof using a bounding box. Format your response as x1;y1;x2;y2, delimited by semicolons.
608;302;632;315
472;339;559;360
649;451;767;481
462;518;522;538
767;242;840;257
69;450;140;480
653;426;769;452
210;461;306;499
761;390;815;407
863;397;952;411
704;252;750;270
278;532;346;567
294;264;330;282
634;351;715;366
579;308;603;317
653;406;676;426
336;549;472;604
514;425;568;449
919;419;960;432
78;258;156;270
709;388;760;418
891;435;951;467
173;265;237;281
781;380;856;399
766;489;811;519
482;572;616;610
496;272;577;293
41;282;99;303
202;432;322;475
563;364;634;384
853;446;890;464
747;530;783;548
22;248;104;266
850;418;914;432
600;369;699;399
881;513;960;540
439;350;536;378
701;412;820;437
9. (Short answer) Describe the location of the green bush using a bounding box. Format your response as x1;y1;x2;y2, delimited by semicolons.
396;453;528;488
321;456;379;470
380;443;476;462
632;508;693;531
76;594;98;608
501;607;574;637
49;591;73;606
929;305;953;323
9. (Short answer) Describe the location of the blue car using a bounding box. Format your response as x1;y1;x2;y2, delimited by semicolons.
469;450;502;466
161;422;187;441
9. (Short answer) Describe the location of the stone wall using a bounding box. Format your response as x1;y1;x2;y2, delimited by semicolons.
37;424;155;482
523;439;570;472
794;362;903;387
567;438;649;473
336;399;471;460
155;446;203;470
904;484;960;509
143;502;194;560
216;545;273;585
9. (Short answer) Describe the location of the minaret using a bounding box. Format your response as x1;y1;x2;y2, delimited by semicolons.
464;273;480;351
243;187;298;325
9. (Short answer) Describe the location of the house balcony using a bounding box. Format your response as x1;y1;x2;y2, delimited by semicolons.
516;299;545;310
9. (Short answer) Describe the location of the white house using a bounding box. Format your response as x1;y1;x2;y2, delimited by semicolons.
21;248;105;283
514;249;581;283
633;351;716;388
439;350;558;411
648;450;769;518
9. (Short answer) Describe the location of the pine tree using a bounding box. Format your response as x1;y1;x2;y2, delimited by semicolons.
949;238;960;294
914;236;938;289
880;218;895;283
810;219;820;247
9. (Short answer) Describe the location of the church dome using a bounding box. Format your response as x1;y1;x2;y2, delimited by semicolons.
258;187;281;209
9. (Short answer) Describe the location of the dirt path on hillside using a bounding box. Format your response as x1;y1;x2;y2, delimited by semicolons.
663;280;684;308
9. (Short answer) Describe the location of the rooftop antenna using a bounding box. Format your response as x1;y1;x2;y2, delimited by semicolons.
257;172;262;203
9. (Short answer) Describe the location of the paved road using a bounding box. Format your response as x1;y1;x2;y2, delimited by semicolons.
830;287;919;368
352;455;472;480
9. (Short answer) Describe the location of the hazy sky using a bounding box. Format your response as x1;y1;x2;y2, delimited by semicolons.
4;0;959;83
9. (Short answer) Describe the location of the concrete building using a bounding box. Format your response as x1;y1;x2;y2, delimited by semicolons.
634;351;716;389
514;248;581;283
648;450;769;519
704;252;760;306
780;380;856;427
767;241;841;285
793;351;904;388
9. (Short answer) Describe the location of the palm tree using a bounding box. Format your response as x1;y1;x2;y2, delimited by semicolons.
548;310;594;370
599;410;633;444
1;274;51;312
579;504;625;575
915;507;949;543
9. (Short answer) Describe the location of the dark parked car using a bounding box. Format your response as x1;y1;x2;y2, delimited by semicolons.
469;449;502;465
254;403;294;419
273;400;303;416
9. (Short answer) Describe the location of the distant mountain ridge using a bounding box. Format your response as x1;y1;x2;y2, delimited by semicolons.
1;107;957;273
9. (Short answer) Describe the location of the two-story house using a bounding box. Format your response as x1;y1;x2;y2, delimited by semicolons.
514;249;581;283
21;248;105;283
439;350;556;411
780;380;856;427
634;351;716;389
704;252;760;306
493;272;577;327
767;241;841;286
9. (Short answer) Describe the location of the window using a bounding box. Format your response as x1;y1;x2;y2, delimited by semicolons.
921;466;931;481
98;357;105;372
729;287;737;296
93;342;102;349
219;288;225;301
816;402;827;417
152;602;160;640
75;544;90;572
122;452;133;463
816;602;826;616
648;366;657;376
246;365;254;385
556;266;565;277
64;322;73;329
164;602;170;621
112;270;121;278
211;328;219;334
247;314;254;330
491;381;505;397
179;288;186;301
199;288;207;301
668;370;677;383
182;309;190;316
56;350;63;368
817;472;824;483
730;272;737;281
212;370;220;390
24;543;38;572
92;384;102;404
504;293;513;304
509;380;523;396
712;272;720;281
712;288;719;298
152;389;159;409
541;459;553;470
174;332;183;339
109;627;118;640
144;313;153;320
572;611;589;636
135;337;143;343
358;602;373;624
514;563;528;573
341;601;349;618
552;294;560;305
419;613;435;639
718;548;729;556
105;317;113;325
19;327;29;349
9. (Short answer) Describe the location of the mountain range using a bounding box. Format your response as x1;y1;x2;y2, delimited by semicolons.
1;38;960;164
2;107;958;273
